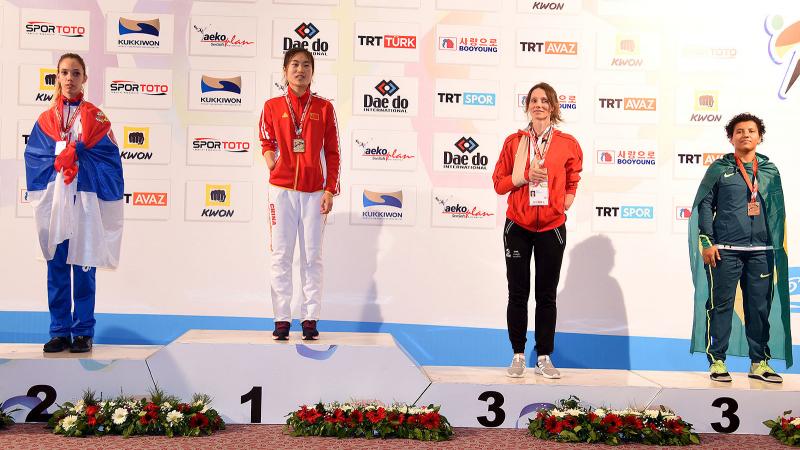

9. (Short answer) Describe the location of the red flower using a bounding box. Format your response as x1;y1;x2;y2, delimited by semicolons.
406;415;417;426
562;416;578;430
177;403;191;413
666;419;684;434
586;412;598;423
304;408;322;424
348;410;364;426
648;422;659;432
139;415;149;425
87;416;97;426
86;405;99;417
623;415;643;430
545;415;563;434
144;402;159;413
365;407;387;424
601;414;622;433
189;413;210;429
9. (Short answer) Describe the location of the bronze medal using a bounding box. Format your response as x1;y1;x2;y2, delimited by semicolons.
747;201;760;216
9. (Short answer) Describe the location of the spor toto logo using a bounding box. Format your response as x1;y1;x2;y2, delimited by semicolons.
192;137;250;153
110;80;169;95
119;18;160;36
25;21;85;37
595;205;654;219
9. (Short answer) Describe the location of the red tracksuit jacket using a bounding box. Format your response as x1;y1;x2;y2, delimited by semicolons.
259;89;341;195
492;129;583;232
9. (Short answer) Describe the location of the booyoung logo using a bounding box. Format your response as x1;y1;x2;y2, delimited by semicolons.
354;76;418;116
593;139;658;178
436;25;501;66
595;149;655;166
766;15;800;99
676;206;692;220
273;19;338;59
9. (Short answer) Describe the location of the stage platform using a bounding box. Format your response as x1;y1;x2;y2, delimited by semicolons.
1;331;798;435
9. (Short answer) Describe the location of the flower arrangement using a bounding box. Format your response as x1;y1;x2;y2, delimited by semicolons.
286;401;453;441
0;404;18;430
48;388;225;438
528;396;700;446
764;410;800;446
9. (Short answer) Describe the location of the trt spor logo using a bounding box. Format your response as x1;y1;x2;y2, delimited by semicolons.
295;22;319;39
119;18;160;36
375;80;399;96
765;15;800;99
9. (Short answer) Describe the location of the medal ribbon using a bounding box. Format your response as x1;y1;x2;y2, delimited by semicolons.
56;97;83;142
529;126;553;164
284;91;313;137
734;155;758;203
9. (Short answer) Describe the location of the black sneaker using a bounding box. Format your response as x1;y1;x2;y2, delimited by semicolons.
43;336;71;353
70;336;93;353
302;320;319;340
272;321;290;340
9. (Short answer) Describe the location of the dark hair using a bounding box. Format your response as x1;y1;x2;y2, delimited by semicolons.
52;53;87;106
725;113;765;141
283;48;315;72
524;82;562;125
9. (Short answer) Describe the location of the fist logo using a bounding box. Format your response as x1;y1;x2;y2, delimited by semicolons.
619;39;635;53
128;131;145;146
44;73;56;86
209;189;227;203
697;95;715;108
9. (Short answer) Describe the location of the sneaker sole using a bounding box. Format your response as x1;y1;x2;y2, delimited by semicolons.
69;348;92;353
710;375;732;382
534;368;561;379
748;373;783;383
302;335;320;341
272;335;289;341
506;371;524;378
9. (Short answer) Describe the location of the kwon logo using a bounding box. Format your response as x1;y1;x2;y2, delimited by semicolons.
675;206;692;220
39;68;57;91
362;190;403;220
676;153;725;166
193;23;254;48
357;35;416;49
611;35;643;67
444;137;489;171
200;75;242;104
765;15;800;99
110;80;169;96
124;191;168;206
363;80;409;113
435;195;494;219
596;149;655;166
519;41;577;55
437;91;496;106
354;138;414;162
595;205;654;219
203;184;234;218
284;22;329;56
192;137;250;153
439;36;498;53
25;21;85;38
529;1;566;10
598;97;656;111
121;127;152;160
690;91;721;122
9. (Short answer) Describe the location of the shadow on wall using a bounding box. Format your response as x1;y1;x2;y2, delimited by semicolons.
322;211;384;330
553;234;629;369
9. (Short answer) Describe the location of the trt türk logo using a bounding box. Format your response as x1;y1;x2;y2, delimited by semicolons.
295;22;319;39
375;80;399;96
765;15;800;99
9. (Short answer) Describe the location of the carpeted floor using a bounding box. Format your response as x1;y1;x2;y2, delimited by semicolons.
0;424;788;449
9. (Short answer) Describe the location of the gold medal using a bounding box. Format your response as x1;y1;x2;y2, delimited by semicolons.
292;138;305;153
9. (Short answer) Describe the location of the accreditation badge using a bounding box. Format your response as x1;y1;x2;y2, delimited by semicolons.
528;168;549;206
292;138;305;153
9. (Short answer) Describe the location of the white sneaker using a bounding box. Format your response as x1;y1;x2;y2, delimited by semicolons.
506;354;525;378
534;355;561;379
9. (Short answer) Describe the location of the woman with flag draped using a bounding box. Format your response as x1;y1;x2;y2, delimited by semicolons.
24;53;124;354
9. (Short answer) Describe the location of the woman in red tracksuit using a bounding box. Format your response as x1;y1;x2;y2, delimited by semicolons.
492;82;583;379
259;47;340;341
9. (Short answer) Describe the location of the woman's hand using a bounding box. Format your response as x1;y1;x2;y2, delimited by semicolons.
564;194;575;211
264;151;276;171
320;191;333;214
527;159;548;184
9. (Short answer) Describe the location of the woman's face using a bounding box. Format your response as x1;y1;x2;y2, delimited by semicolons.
58;58;87;99
527;88;552;122
284;53;313;91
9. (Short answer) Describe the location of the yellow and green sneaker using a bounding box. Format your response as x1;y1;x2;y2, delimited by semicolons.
748;360;783;383
709;360;732;382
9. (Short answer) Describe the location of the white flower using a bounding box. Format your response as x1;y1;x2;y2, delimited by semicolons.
161;402;173;411
166;410;183;425
193;400;205;407
99;401;108;409
73;400;85;414
340;404;354;412
200;405;209;414
112;408;128;425
552;410;566;418
565;408;582;417
594;408;607;417
643;410;660;419
126;400;138;409
61;415;78;431
790;418;800;426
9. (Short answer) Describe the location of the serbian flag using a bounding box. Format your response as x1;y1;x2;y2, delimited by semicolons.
24;100;124;269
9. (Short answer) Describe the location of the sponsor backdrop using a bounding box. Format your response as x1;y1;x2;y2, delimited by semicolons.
0;0;799;372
